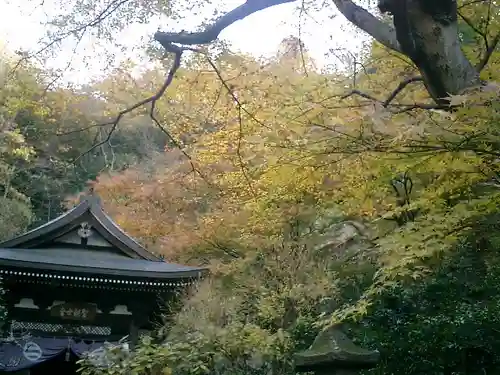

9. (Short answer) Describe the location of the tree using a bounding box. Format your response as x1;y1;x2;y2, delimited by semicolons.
152;0;498;103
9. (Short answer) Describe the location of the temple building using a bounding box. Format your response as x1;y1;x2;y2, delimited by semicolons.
0;194;207;374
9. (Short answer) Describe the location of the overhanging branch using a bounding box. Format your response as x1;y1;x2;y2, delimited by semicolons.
155;0;296;46
154;0;401;56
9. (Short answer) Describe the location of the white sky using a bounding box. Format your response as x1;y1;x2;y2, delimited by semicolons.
0;0;370;85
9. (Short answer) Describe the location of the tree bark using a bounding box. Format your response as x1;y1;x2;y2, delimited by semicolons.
377;0;481;102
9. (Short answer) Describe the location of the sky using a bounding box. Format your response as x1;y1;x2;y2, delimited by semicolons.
0;0;369;85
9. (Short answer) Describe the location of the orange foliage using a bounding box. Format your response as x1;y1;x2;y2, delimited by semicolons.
88;149;236;263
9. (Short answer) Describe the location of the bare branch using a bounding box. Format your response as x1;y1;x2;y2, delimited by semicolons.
72;44;184;163
154;0;296;46
339;80;452;113
154;0;401;59
340;89;379;102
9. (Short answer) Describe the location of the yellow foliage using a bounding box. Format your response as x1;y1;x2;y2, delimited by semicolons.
91;38;500;329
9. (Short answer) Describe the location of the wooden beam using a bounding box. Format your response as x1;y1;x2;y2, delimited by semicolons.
9;307;132;330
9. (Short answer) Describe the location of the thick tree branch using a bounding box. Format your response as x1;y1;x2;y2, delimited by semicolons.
331;0;402;53
383;76;423;106
153;0;484;107
154;0;296;46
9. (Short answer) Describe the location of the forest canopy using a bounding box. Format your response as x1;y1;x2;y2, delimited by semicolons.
2;0;500;374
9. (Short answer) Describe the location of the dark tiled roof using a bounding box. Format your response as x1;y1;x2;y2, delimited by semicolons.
0;248;204;279
0;194;208;279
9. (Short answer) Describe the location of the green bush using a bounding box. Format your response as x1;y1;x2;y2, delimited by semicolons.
349;217;500;374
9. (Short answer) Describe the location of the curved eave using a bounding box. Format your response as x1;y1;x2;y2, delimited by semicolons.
0;258;206;279
88;204;158;260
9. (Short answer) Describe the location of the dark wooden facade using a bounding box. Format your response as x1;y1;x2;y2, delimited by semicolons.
0;194;207;373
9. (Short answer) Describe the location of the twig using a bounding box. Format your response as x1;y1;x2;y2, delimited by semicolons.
458;10;489;49
458;0;488;9
10;0;132;76
203;55;272;130
56;122;110;136
298;0;309;76
43;31;86;93
458;6;500;72
235;101;257;197
198;55;258;195
149;101;212;184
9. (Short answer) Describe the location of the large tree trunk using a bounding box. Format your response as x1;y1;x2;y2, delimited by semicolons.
378;0;481;101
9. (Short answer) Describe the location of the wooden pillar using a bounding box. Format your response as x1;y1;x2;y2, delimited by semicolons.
128;300;151;349
129;320;138;350
294;324;380;375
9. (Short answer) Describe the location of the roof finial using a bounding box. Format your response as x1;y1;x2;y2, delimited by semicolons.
83;181;101;207
87;180;95;195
